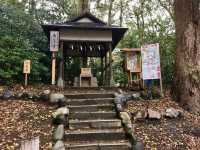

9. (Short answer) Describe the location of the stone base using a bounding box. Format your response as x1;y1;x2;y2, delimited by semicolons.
57;77;65;88
73;77;98;87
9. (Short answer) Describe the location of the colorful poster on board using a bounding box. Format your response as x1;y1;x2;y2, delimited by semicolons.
141;43;161;80
50;31;59;52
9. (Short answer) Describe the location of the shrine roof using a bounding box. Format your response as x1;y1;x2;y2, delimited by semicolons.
42;12;128;49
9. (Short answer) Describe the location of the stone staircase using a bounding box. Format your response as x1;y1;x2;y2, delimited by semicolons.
64;93;132;150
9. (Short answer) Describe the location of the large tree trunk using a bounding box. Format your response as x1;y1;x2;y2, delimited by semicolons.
108;0;114;26
77;0;90;15
174;0;200;114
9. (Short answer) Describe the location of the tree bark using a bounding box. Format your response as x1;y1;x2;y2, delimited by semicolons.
119;0;123;27
108;0;114;26
77;0;90;15
174;0;200;114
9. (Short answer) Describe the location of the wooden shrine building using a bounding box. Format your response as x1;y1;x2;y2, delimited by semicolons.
42;12;127;88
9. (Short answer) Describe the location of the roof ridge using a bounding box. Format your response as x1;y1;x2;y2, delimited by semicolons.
65;12;106;25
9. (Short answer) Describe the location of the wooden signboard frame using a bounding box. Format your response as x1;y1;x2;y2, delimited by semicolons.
122;48;142;89
23;60;31;87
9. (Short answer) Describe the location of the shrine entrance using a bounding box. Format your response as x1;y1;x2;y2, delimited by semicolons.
42;12;127;88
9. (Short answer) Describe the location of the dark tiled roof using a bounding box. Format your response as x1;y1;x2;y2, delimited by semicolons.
42;12;128;50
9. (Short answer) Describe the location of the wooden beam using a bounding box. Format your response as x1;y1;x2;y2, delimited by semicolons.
60;29;112;42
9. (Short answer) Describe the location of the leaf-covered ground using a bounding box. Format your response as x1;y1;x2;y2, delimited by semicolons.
125;96;200;150
0;100;55;150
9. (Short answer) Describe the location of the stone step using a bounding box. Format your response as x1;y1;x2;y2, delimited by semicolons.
67;104;115;113
69;119;122;130
69;112;117;120
65;93;114;99
65;140;131;150
66;98;114;106
64;129;126;142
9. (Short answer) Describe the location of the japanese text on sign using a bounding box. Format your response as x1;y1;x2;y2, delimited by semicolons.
50;31;59;52
127;53;141;72
23;60;31;74
141;43;161;80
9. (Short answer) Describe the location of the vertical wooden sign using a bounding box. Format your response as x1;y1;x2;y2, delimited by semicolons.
23;60;31;87
20;136;39;150
50;31;59;85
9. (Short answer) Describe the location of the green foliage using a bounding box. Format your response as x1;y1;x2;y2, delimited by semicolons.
65;57;81;85
0;36;49;84
0;3;50;84
112;51;128;86
0;3;48;51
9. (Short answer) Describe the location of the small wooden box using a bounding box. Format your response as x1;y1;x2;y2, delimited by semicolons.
80;68;92;77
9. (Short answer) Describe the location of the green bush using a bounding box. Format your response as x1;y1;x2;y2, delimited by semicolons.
0;36;49;84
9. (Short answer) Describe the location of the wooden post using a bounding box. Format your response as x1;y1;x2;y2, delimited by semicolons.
104;53;108;86
51;52;56;85
24;73;28;87
57;41;65;88
109;43;113;87
23;60;31;87
159;61;164;97
160;77;164;97
101;57;104;86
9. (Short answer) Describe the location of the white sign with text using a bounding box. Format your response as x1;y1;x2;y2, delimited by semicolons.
50;31;59;52
141;43;161;80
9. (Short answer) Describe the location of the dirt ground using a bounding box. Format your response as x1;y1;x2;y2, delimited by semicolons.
125;96;200;150
0;100;55;150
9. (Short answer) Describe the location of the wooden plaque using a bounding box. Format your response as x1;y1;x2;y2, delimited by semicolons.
23;60;31;74
50;31;59;52
80;68;92;77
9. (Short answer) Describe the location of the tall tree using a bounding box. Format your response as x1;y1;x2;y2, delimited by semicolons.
77;0;90;15
174;0;200;114
119;0;123;26
108;0;114;25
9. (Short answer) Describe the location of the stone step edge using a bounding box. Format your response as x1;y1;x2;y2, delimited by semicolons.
69;111;116;114
65;128;124;134
65;141;132;148
66;98;115;101
64;93;114;99
69;119;122;129
69;119;121;123
67;104;115;108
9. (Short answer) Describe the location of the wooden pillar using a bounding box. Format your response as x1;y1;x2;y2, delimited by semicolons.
51;52;56;85
57;41;65;88
101;56;104;86
104;53;108;86
108;43;113;87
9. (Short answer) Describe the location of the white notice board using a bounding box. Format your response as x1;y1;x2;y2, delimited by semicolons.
50;31;59;52
141;43;161;80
